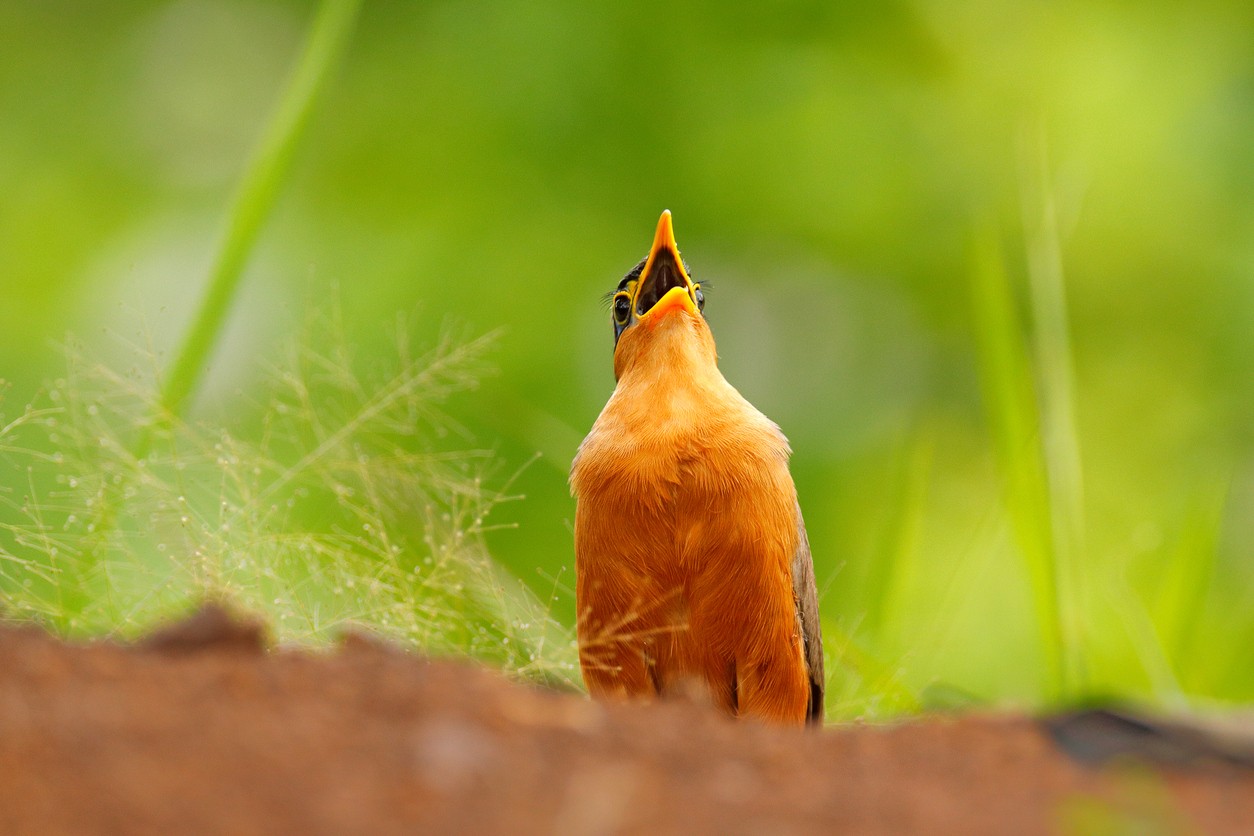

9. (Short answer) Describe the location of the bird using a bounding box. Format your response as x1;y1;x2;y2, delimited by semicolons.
570;210;825;726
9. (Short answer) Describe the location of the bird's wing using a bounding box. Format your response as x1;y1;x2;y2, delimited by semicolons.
792;503;826;725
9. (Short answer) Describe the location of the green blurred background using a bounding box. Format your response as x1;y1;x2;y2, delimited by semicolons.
4;0;1254;712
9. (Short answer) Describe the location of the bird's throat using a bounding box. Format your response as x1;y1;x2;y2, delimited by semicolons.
612;307;720;389
634;256;690;317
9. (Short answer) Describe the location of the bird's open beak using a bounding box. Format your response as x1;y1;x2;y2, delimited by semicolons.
633;210;698;320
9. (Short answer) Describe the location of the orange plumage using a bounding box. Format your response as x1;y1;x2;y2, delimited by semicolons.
570;211;825;725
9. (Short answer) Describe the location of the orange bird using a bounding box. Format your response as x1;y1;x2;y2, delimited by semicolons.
570;210;825;726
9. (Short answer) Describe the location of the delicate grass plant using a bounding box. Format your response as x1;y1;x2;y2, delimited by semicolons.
821;617;924;719
5;0;578;671
0;316;578;685
0;0;585;691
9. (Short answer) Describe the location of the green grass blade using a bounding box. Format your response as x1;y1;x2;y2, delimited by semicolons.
1154;478;1229;683
822;615;924;720
1019;128;1088;696
970;226;1066;704
863;426;933;645
157;0;364;422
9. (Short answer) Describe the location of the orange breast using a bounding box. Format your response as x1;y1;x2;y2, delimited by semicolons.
571;356;811;724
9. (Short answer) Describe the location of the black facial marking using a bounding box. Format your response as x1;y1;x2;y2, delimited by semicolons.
618;259;646;293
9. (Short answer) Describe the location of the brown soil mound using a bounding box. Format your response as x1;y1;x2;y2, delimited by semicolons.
0;606;1250;835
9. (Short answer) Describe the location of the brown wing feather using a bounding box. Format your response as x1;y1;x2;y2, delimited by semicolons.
792;503;825;725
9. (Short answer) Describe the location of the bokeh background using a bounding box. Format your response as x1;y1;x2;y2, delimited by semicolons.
4;0;1254;713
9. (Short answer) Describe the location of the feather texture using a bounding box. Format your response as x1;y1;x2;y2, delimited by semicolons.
571;300;824;725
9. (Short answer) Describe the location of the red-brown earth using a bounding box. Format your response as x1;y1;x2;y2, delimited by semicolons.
0;606;1251;834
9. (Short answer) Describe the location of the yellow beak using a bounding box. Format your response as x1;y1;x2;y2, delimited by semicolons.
634;210;698;319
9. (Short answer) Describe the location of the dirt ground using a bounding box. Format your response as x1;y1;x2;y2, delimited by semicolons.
0;606;1251;835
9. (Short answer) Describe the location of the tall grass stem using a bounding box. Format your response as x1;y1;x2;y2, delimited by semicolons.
1019;126;1088;694
155;0;363;426
970;227;1067;703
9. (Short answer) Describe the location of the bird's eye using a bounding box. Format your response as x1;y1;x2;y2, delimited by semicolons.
613;293;631;324
694;285;705;312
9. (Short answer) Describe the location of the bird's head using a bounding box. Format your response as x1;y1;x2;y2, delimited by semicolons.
609;210;714;381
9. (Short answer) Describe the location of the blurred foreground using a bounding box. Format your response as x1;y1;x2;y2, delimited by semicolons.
1;605;1253;835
